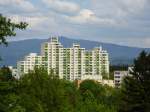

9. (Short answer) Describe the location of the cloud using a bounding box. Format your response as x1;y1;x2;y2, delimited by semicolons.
115;37;150;48
62;0;147;27
90;0;147;23
65;9;116;26
8;15;49;29
143;37;150;47
0;0;36;13
1;0;150;48
42;0;80;14
118;0;146;14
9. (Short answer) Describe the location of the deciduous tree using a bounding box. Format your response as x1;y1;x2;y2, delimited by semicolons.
0;14;28;45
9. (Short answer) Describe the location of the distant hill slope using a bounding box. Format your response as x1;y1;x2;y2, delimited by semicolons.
0;37;150;66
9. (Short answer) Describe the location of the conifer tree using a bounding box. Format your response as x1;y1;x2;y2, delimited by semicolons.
120;51;150;112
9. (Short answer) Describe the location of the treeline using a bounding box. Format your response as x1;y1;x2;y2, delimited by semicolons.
0;67;120;112
110;65;129;72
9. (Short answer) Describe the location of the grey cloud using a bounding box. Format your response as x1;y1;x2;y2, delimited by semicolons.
42;0;80;15
0;0;37;13
1;0;150;47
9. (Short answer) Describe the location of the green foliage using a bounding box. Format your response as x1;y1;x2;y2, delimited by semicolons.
119;51;150;112
17;68;72;112
0;80;18;112
102;72;109;79
110;65;128;72
0;66;12;81
79;80;119;112
79;80;105;100
0;14;28;45
0;67;120;112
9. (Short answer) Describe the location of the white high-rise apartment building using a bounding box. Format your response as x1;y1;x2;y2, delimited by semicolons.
17;37;109;81
41;37;64;78
17;53;45;75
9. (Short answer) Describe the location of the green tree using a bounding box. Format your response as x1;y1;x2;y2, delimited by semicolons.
0;14;28;45
0;67;120;112
0;66;16;112
0;12;28;108
0;79;19;112
17;68;74;112
119;51;150;112
79;80;105;101
0;66;12;81
78;80;119;112
0;15;28;111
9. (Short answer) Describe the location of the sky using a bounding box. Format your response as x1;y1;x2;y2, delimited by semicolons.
0;0;150;48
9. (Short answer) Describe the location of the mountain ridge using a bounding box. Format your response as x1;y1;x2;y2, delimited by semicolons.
9;37;150;49
0;36;150;66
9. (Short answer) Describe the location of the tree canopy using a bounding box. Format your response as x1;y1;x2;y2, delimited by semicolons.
0;67;120;112
120;51;150;112
0;14;28;45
